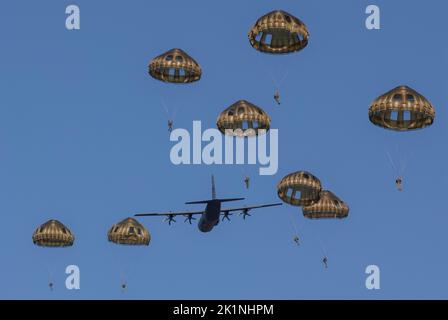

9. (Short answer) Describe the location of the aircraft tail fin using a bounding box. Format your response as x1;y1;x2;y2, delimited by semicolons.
185;175;244;204
211;175;216;200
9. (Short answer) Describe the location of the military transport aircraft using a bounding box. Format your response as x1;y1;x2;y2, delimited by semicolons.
135;175;282;233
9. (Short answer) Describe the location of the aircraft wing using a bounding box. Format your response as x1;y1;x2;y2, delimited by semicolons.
220;202;283;213
135;210;204;217
135;210;205;225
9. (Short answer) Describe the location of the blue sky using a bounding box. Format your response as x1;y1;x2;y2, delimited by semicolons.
0;0;446;299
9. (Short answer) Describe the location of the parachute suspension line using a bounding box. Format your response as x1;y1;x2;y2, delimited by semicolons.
268;68;280;89
160;97;170;119
47;269;54;291
288;211;300;236
255;55;288;90
42;257;55;291
392;144;409;177
120;269;127;293
316;232;328;257
386;147;409;191
267;66;290;91
161;97;175;133
399;157;406;177
171;105;178;119
288;211;301;245
307;221;328;257
276;68;290;89
254;55;291;107
115;252;129;293
385;149;398;175
161;96;179;120
398;151;411;177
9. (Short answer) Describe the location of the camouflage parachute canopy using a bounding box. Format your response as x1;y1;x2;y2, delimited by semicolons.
248;10;309;54
302;190;349;219
368;85;435;131
32;219;74;247
277;171;322;207
148;48;202;84
216;100;271;137
108;217;150;246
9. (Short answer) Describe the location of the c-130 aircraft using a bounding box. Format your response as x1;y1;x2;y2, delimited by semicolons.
135;175;282;233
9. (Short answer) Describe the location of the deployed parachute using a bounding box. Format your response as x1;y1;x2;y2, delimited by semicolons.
302;190;349;219
33;219;75;290
148;48;202;84
108;217;150;246
368;85;435;131
108;217;150;292
33;219;74;247
248;10;309;54
277;171;322;207
148;49;201;135
369;85;435;190
278;172;348;262
217;100;271;137
248;10;309;106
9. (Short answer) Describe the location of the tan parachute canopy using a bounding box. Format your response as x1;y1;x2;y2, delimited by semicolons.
108;217;150;246
248;10;309;54
277;171;322;207
32;220;75;247
302;190;349;219
148;48;202;84
216;100;271;137
368;85;435;131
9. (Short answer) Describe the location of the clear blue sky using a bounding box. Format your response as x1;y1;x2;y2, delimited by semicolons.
0;0;446;299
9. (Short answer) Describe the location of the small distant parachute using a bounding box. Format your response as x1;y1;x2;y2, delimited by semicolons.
32;219;74;247
278;172;348;266
108;217;150;246
148;48;202;84
108;217;150;292
302;190;349;219
248;10;309;54
216;100;271;137
368;85;435;131
277;171;322;207
33;219;75;290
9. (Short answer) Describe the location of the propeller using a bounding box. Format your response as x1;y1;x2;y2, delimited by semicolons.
222;211;232;222
165;214;176;225
241;209;251;220
184;214;196;224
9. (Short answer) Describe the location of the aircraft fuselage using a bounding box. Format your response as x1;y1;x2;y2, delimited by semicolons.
198;200;221;232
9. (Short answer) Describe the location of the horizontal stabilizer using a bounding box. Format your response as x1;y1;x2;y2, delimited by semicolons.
185;198;245;205
217;198;245;203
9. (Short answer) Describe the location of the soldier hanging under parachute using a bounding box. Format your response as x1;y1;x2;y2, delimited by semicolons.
244;176;250;189
368;85;435;191
248;10;309;107
395;177;403;191
32;219;75;291
274;90;281;105
322;256;328;269
148;48;201;137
